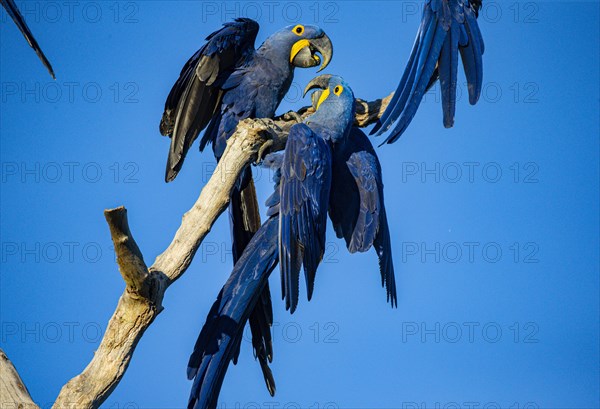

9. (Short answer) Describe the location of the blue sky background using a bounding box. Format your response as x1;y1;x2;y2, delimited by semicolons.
1;1;599;408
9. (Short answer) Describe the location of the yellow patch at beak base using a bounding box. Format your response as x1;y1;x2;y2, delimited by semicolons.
316;88;330;110
290;39;311;63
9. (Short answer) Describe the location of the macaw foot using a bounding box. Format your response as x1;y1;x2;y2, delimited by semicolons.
281;110;304;123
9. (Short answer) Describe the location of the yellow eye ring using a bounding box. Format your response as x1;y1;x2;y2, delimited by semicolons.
292;25;304;36
333;85;343;96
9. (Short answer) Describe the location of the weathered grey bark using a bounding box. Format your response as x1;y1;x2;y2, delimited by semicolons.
0;348;39;409
6;93;392;409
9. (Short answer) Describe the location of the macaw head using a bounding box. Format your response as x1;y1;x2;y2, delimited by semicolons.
303;74;355;143
264;24;333;72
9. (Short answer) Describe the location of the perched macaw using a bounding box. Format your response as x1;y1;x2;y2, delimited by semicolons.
186;75;396;409
307;78;397;308
160;17;333;173
1;0;55;78
280;74;397;313
372;0;484;143
160;18;333;396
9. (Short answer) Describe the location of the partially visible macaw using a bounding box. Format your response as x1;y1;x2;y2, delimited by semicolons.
160;18;333;396
306;81;397;307
1;0;55;78
186;75;396;409
372;0;484;143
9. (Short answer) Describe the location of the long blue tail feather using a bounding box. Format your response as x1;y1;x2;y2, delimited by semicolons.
187;217;279;409
373;0;484;142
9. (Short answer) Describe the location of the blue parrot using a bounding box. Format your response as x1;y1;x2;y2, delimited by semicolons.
160;18;333;396
279;74;397;313
160;18;333;173
1;0;55;78
186;75;396;408
372;0;484;143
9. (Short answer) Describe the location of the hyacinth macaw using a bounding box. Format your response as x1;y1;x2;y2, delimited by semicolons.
1;0;55;78
186;75;396;409
160;17;333;173
280;74;397;313
372;0;484;143
159;17;333;397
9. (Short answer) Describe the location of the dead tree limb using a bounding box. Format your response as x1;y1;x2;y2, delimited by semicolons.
38;93;390;408
0;348;39;409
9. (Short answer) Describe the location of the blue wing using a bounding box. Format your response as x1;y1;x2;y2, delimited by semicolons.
279;124;332;314
1;0;55;79
372;0;484;143
199;66;259;159
200;58;291;159
161;18;258;181
329;128;397;307
346;152;381;253
348;152;397;307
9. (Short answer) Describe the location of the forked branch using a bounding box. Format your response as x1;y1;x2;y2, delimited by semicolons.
6;93;392;409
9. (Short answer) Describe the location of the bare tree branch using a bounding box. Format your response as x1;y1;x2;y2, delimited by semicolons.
0;348;39;409
105;207;150;297
355;94;393;127
49;94;392;408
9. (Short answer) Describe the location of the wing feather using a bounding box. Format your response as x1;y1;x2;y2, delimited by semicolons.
279;124;332;313
1;0;55;78
161;18;259;181
187;217;279;409
346;152;381;253
329;128;397;307
372;0;484;143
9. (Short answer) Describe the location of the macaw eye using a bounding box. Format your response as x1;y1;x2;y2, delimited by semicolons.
333;85;343;96
292;25;304;36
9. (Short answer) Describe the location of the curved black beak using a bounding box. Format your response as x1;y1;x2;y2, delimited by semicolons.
309;33;333;72
303;74;332;97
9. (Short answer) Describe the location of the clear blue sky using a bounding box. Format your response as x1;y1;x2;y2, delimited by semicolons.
1;1;599;408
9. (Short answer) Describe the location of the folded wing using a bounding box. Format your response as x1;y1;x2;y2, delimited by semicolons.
346;151;381;253
329;128;397;306
279;124;332;314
